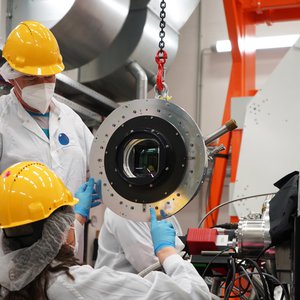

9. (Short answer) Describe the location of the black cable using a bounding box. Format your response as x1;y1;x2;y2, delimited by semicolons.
197;192;276;228
236;258;271;300
256;244;273;262
235;262;259;298
237;268;253;297
224;257;236;299
223;260;232;298
280;284;289;300
201;247;235;277
207;251;287;299
260;273;290;300
239;265;261;299
212;223;238;230
233;271;290;300
218;284;248;299
182;251;189;259
218;280;248;299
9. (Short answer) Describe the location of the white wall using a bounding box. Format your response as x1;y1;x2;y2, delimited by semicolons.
163;0;300;232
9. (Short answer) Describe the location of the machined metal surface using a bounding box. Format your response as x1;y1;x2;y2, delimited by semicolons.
237;219;269;257
237;200;272;257
90;99;207;221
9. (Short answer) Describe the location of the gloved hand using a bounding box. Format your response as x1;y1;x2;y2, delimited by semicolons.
74;177;102;219
150;207;176;254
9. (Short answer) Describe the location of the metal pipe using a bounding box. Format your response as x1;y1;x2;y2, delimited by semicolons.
56;73;119;112
205;119;237;145
127;61;148;99
54;93;103;128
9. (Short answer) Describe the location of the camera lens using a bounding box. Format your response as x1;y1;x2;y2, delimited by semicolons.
123;139;160;178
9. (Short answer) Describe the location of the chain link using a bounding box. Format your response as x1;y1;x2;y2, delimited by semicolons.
155;0;171;99
158;0;166;53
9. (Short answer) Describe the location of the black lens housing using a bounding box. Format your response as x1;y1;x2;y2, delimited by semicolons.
104;116;187;203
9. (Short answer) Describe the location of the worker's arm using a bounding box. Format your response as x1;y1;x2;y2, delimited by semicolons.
74;177;101;225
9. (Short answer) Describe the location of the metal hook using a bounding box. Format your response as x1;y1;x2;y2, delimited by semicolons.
154;82;172;100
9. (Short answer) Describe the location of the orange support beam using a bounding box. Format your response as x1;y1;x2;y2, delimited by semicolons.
240;0;300;11
204;0;300;228
205;0;256;228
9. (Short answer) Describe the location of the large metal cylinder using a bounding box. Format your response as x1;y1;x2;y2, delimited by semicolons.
237;200;272;257
79;0;200;101
9;0;130;69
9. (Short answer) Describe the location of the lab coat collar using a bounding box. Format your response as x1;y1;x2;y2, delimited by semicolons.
50;98;62;118
48;98;64;139
11;89;50;143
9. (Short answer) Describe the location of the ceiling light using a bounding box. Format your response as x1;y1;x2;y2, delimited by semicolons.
215;34;300;53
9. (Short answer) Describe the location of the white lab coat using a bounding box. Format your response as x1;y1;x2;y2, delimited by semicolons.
47;254;211;300
95;208;185;273
0;89;94;194
0;90;94;261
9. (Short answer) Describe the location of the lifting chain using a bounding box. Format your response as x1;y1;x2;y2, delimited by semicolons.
154;0;171;100
158;0;166;53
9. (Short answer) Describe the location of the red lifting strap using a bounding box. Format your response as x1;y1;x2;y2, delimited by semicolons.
155;50;168;92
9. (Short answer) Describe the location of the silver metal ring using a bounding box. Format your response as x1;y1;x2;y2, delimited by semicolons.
90;99;207;221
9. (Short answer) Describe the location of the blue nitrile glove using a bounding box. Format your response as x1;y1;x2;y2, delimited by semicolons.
150;207;176;254
74;177;102;218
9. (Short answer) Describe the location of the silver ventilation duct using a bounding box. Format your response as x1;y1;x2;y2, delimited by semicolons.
9;0;130;69
79;5;178;101
148;0;200;30
79;0;200;101
5;0;200;104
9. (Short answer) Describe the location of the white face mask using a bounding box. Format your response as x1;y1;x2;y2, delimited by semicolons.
21;83;55;114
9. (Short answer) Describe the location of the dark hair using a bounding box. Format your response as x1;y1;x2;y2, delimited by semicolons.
1;206;79;299
2;244;79;300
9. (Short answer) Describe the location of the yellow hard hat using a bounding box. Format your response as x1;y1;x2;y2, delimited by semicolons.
2;20;64;76
0;161;78;229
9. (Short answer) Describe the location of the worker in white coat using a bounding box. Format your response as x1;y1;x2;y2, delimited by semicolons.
0;20;96;260
0;20;93;195
95;208;185;273
0;162;211;300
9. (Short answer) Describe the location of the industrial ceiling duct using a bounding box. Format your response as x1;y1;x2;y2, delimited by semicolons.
79;0;200;102
8;0;130;69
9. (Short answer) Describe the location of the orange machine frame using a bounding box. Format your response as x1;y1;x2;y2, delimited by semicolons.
205;0;300;228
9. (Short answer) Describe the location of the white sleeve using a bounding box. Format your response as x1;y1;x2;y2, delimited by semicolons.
105;209;185;272
160;254;211;298
106;209;158;272
143;254;211;299
49;257;211;300
74;219;84;261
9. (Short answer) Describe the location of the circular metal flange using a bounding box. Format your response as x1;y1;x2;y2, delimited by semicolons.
90;99;207;221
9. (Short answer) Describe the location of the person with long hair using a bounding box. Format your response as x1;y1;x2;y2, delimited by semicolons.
0;161;211;300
